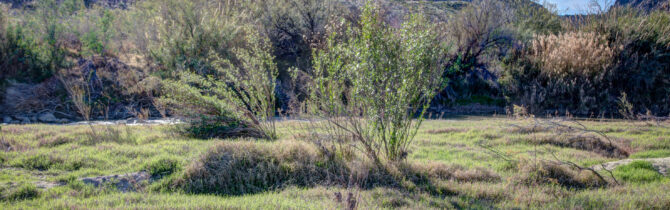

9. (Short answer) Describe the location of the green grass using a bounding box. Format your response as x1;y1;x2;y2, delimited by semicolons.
1;117;669;209
614;161;665;183
631;149;670;158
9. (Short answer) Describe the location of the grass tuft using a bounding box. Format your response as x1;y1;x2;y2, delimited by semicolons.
13;154;61;171
145;157;182;177
517;160;607;189
3;183;40;201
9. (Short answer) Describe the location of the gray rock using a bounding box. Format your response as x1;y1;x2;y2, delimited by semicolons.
15;116;31;124
38;113;59;123
80;171;151;192
2;116;12;124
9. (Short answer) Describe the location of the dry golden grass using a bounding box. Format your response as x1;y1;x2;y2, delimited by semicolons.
531;32;616;78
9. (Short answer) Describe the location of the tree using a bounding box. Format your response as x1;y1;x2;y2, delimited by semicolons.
309;3;448;162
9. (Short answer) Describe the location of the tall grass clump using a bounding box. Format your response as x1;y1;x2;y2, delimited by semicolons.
308;3;447;162
501;31;616;114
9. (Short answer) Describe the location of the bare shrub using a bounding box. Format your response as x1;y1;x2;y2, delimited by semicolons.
446;0;515;74
436;0;516;106
58;72;91;121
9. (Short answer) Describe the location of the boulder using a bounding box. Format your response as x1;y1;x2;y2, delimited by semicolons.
80;171;151;192
38;113;59;123
15;116;30;124
2;116;11;124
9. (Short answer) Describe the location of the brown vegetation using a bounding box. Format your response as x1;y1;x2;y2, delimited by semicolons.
516;160;609;189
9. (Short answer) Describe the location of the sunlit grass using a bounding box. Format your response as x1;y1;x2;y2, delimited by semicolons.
1;117;669;209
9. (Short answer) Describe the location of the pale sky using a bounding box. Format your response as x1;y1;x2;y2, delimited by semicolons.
540;0;615;15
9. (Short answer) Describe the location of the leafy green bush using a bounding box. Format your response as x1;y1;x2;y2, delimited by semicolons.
614;161;664;183
0;5;52;84
136;0;247;76
145;157;182;177
159;31;280;139
309;3;447;162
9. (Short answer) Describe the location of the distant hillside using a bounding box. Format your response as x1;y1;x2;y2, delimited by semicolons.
615;0;670;12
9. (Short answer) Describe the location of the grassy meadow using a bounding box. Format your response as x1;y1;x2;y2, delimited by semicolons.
1;117;669;209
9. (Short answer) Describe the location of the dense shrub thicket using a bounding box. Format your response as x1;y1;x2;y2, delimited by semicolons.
1;0;669;123
501;8;670;115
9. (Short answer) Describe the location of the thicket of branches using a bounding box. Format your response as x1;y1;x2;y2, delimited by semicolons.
1;0;669;125
308;3;447;162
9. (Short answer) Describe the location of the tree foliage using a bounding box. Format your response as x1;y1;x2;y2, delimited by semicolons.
309;3;447;162
160;31;279;139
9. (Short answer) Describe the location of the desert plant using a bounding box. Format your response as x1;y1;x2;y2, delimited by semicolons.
136;0;247;76
160;30;280;140
308;3;447;162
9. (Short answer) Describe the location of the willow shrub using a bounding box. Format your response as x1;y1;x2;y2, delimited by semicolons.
136;0;248;77
309;3;447;162
160;31;279;140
